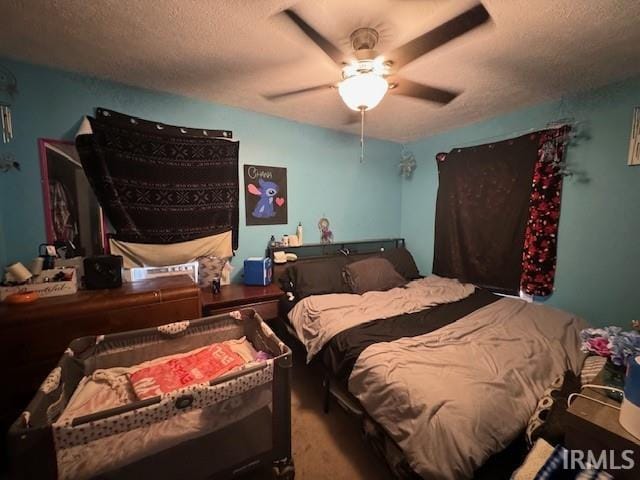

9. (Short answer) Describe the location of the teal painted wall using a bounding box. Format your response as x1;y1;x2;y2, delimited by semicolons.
401;77;640;327
1;57;638;326
0;59;402;279
0;128;15;269
0;166;7;268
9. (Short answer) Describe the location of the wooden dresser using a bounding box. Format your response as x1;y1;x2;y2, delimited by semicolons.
0;275;200;433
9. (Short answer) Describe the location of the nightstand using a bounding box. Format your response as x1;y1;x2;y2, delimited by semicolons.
565;373;640;479
200;283;283;321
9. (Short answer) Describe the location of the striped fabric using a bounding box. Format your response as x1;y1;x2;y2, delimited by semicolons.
581;356;607;385
533;445;613;480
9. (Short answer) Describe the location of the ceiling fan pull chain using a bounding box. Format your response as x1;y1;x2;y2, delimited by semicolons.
360;108;365;163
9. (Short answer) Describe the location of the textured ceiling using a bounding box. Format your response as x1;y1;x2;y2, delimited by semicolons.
1;0;640;142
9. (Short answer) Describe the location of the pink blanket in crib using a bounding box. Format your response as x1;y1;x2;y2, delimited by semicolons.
128;343;245;400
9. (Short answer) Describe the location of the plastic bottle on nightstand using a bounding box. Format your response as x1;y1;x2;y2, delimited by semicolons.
296;222;303;246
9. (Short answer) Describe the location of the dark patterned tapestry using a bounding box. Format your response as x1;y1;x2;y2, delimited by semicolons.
520;126;570;296
76;108;239;249
432;133;540;294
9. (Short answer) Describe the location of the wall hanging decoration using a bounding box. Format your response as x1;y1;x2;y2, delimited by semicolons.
398;147;417;178
76;108;239;249
244;164;288;226
0;65;17;144
318;217;333;244
628;106;640;166
0;153;20;172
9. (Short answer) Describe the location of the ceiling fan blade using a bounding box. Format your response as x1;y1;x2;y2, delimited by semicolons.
390;78;460;104
263;84;335;101
385;3;490;70
283;9;346;67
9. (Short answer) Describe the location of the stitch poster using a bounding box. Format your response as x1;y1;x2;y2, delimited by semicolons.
244;164;288;226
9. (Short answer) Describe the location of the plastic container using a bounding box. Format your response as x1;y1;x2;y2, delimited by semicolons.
244;257;273;286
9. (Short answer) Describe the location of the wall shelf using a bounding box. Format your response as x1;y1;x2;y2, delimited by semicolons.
267;238;405;260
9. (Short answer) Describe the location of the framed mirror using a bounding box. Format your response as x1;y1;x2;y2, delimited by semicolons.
38;138;107;257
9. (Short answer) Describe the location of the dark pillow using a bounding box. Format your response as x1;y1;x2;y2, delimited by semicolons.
343;257;407;295
287;257;350;299
380;247;421;280
526;370;581;447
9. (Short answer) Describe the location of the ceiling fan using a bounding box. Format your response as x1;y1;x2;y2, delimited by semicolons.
265;2;492;115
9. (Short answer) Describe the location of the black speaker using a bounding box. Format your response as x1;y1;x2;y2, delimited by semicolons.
83;255;123;290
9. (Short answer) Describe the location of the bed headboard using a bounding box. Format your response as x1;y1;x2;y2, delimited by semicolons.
267;238;406;283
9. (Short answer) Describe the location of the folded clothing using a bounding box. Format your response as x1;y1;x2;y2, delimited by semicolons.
129;342;246;400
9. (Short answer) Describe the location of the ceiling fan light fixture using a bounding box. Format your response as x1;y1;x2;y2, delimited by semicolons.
338;73;388;111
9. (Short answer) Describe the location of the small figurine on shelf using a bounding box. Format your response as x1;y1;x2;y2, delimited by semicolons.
318;217;333;244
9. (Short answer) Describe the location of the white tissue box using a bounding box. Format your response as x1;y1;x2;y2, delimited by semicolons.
0;267;78;301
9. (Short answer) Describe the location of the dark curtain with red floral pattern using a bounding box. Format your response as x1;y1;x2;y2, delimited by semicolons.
433;133;539;294
520;126;570;296
433;127;568;296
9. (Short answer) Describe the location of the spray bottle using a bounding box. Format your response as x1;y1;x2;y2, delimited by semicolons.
296;222;303;246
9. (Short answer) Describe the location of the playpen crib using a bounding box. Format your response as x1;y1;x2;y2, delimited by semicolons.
8;309;294;480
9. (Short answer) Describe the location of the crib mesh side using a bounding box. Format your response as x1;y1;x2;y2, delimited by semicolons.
8;309;292;480
56;380;275;480
103;399;274;479
7;351;85;480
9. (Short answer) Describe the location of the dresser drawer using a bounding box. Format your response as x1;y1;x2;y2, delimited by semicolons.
2;298;200;366
205;299;278;321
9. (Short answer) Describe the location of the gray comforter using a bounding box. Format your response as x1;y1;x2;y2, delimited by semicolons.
349;296;586;479
288;276;587;479
289;276;475;361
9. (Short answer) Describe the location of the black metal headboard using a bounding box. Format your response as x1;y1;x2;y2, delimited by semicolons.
267;238;405;282
267;238;404;261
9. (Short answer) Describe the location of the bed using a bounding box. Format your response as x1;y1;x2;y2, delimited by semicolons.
272;239;587;480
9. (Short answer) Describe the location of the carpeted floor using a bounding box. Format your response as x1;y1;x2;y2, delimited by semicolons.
245;349;392;480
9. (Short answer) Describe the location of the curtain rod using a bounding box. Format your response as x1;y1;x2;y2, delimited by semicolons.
449;118;577;150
